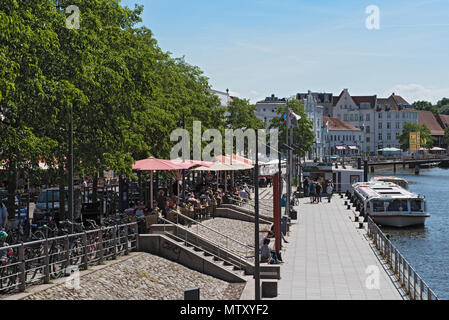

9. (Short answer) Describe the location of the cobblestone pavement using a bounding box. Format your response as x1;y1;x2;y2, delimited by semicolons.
22;252;245;300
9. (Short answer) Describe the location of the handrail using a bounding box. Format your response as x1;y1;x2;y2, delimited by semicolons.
171;210;254;251
366;215;438;300
158;216;250;271
0;222;138;295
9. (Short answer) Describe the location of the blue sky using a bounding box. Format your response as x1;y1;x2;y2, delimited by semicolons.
120;0;449;104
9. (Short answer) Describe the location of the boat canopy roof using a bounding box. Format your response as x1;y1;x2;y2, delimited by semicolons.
352;181;423;201
371;176;408;184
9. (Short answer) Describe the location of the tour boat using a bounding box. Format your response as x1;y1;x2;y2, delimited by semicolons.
352;181;430;227
370;176;409;189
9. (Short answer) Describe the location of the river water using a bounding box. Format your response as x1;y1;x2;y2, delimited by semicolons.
371;167;449;300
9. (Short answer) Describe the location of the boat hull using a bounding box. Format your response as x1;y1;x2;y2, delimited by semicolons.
370;214;430;227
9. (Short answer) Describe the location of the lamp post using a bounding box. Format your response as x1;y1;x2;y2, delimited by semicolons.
254;129;260;300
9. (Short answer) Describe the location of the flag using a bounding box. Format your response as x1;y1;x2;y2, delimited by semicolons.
321;121;329;133
290;110;301;128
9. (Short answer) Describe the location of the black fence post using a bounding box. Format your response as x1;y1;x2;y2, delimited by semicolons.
124;225;129;256
64;235;70;274
82;232;88;270
18;243;26;292
44;239;50;284
99;227;104;264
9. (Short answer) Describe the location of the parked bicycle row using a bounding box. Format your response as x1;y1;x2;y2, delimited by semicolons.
0;222;138;294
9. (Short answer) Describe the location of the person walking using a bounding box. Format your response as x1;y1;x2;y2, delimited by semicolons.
0;200;8;230
316;182;322;203
309;181;316;204
303;178;309;197
326;183;334;203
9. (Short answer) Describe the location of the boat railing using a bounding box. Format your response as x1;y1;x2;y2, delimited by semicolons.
366;215;438;300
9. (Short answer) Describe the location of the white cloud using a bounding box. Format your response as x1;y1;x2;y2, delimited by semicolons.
385;84;449;104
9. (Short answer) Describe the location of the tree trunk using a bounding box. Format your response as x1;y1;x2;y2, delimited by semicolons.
93;174;98;204
6;163;17;220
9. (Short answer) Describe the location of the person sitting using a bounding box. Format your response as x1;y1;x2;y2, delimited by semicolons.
200;192;211;204
260;238;272;263
239;186;249;203
156;190;167;218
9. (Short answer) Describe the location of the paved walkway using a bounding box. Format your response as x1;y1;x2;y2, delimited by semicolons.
274;195;406;300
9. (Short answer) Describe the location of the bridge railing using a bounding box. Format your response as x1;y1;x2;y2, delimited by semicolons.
366;216;438;300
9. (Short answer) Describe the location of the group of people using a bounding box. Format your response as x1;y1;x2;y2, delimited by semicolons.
259;224;288;264
303;178;334;204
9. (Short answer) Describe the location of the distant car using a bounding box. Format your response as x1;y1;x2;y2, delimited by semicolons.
33;188;69;222
0;190;28;226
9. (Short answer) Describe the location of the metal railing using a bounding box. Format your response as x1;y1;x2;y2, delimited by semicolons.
0;222;138;294
173;210;254;257
366;216;438;300
159;211;254;269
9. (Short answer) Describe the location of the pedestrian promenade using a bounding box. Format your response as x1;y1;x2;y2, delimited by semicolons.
274;195;406;300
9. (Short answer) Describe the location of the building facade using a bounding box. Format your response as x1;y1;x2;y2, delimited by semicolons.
323;116;363;157
301;92;324;160
255;94;287;127
297;92;334;117
332;89;417;154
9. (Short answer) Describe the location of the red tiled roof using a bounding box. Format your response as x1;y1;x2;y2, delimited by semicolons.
418;111;444;136
376;94;414;112
323;116;361;131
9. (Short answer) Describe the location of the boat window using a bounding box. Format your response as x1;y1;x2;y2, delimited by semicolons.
411;200;423;212
386;200;408;212
372;201;386;212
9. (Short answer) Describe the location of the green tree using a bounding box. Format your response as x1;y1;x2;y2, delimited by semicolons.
398;122;435;150
226;97;265;130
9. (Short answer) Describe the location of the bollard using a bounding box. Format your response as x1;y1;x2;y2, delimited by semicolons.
347;204;351;210
184;287;200;300
358;222;364;229
355;216;359;222
344;201;348;206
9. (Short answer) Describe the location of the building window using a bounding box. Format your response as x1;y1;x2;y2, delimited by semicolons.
396;112;400;119
344;114;348;121
387;122;391;129
378;123;382;129
387;133;391;140
396;122;400;129
378;133;382;141
366;137;370;143
378;113;382;119
366;114;370;121
387;113;391;119
360;115;364;121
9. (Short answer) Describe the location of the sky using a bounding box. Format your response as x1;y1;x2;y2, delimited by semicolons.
119;0;449;104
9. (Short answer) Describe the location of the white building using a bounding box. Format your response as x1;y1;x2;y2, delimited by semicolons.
210;89;232;107
255;94;287;127
301;91;324;160
332;89;417;154
323;116;363;157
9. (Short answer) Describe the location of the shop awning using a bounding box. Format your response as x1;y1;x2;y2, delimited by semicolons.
348;146;358;150
336;146;345;150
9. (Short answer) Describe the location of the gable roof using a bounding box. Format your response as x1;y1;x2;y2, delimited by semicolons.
418;110;444;136
437;114;449;130
323;116;361;131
